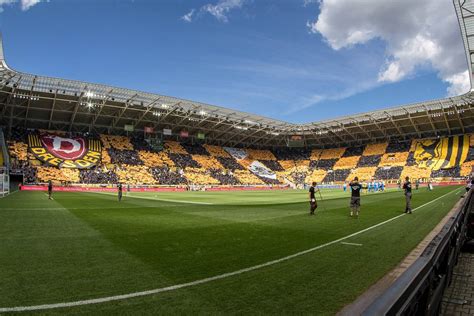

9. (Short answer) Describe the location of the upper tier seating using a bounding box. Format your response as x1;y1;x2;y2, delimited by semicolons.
203;144;231;158
311;159;337;170
310;149;323;160
182;144;209;155
100;135;133;150
164;141;188;154
363;142;388;156
334;156;360;170
259;160;284;171
168;153;201;168
342;146;364;157
357;155;382;167
216;157;245;170
108;148;144;165
379;152;409;167
386;141;411;153
320;148;346;159
139;150;175;167
274;148;311;160
8;141;28;161
246;148;277;160
192;155;224;170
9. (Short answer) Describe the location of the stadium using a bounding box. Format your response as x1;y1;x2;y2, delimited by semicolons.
0;0;474;315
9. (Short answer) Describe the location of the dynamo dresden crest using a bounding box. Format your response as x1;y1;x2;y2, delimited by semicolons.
28;134;102;169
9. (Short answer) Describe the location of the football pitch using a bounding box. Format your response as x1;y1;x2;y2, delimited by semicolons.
0;186;463;315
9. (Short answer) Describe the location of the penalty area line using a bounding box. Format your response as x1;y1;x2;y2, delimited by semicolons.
340;242;363;246
0;187;461;313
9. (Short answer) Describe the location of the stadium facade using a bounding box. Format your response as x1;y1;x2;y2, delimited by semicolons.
0;0;473;149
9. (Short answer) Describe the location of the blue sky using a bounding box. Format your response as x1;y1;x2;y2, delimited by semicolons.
0;0;469;123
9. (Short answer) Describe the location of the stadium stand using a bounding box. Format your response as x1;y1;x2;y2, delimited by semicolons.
5;127;473;186
333;156;360;170
363;142;388;156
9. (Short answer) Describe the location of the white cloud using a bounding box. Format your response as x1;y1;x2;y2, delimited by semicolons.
308;0;471;96
20;0;42;10
0;0;45;12
181;9;194;23
182;0;245;23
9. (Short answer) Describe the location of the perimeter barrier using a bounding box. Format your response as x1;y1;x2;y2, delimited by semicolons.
363;188;473;315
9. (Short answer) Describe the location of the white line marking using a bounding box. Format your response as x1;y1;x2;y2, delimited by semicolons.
0;188;460;312
93;192;214;205
340;242;363;246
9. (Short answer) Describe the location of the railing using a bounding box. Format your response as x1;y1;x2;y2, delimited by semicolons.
363;189;473;315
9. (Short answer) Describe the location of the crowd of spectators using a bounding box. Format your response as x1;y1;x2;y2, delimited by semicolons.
323;169;351;182
311;159;337;170
363;142;388;156
216;157;245;170
334;156;360;170
210;170;240;185
431;167;461;178
386;140;411;153
273;148;311;160
259;160;284;171
108;148;144;165
80;167;119;184
342;146;364;157
357;155;382;167
149;167;187;185
374;166;403;180
168;153;201;168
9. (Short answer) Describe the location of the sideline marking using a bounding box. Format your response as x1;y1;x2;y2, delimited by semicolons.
94;192;213;205
341;242;363;246
0;188;461;313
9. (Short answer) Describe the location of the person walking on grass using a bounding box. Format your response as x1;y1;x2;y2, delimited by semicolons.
309;181;319;215
349;177;362;218
403;176;412;214
118;183;123;202
48;180;53;200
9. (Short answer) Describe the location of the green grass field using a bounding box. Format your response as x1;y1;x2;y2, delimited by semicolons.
0;186;464;315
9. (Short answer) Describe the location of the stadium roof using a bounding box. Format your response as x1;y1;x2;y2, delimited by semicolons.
0;0;474;148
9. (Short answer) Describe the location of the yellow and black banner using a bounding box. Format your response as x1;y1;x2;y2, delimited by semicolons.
413;135;469;170
28;133;102;169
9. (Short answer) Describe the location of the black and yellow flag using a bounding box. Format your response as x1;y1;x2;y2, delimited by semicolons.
413;135;469;170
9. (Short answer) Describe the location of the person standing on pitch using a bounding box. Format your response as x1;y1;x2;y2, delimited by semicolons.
403;176;412;214
309;181;319;215
118;183;123;202
349;177;362;218
48;180;53;200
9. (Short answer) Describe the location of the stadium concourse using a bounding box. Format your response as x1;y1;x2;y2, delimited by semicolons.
6;128;474;189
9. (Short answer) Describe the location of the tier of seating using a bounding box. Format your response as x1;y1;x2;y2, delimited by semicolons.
6;130;474;185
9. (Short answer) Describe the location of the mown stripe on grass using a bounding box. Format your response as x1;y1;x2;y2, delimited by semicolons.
0;187;461;313
93;192;214;205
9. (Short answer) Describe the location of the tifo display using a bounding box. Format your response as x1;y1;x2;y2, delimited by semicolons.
7;128;474;187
